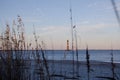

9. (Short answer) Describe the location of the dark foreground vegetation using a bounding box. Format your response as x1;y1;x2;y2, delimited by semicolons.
0;16;120;80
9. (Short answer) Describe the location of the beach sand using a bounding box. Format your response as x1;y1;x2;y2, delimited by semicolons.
0;59;120;80
47;60;120;80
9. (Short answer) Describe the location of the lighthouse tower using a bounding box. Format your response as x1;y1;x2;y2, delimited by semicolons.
67;40;69;51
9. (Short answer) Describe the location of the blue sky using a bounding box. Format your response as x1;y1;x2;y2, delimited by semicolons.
0;0;120;49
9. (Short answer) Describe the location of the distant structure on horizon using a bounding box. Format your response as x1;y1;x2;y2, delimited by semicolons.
67;40;69;51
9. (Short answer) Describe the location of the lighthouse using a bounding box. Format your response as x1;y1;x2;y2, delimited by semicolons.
67;40;69;51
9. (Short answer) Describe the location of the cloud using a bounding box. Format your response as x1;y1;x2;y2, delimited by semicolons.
87;0;120;12
25;22;120;49
102;1;120;12
116;2;120;11
24;18;41;23
77;22;117;32
35;25;70;36
88;2;97;8
25;25;72;49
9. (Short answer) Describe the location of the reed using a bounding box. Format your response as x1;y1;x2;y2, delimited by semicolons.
86;45;90;80
1;15;120;80
0;16;28;80
74;26;79;78
33;26;51;80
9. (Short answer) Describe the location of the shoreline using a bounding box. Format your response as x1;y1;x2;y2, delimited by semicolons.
0;59;120;80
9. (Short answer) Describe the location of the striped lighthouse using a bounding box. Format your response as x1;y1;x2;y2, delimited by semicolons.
67;40;69;51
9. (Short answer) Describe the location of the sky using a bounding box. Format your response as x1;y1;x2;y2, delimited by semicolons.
0;0;120;50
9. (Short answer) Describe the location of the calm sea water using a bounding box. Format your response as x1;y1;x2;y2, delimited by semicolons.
3;50;119;63
43;50;120;63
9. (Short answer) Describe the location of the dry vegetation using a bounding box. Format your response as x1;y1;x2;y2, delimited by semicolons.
0;16;120;80
0;16;50;80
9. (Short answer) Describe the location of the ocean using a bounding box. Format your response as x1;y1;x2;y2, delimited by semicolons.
1;50;120;63
44;50;120;63
1;50;120;80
